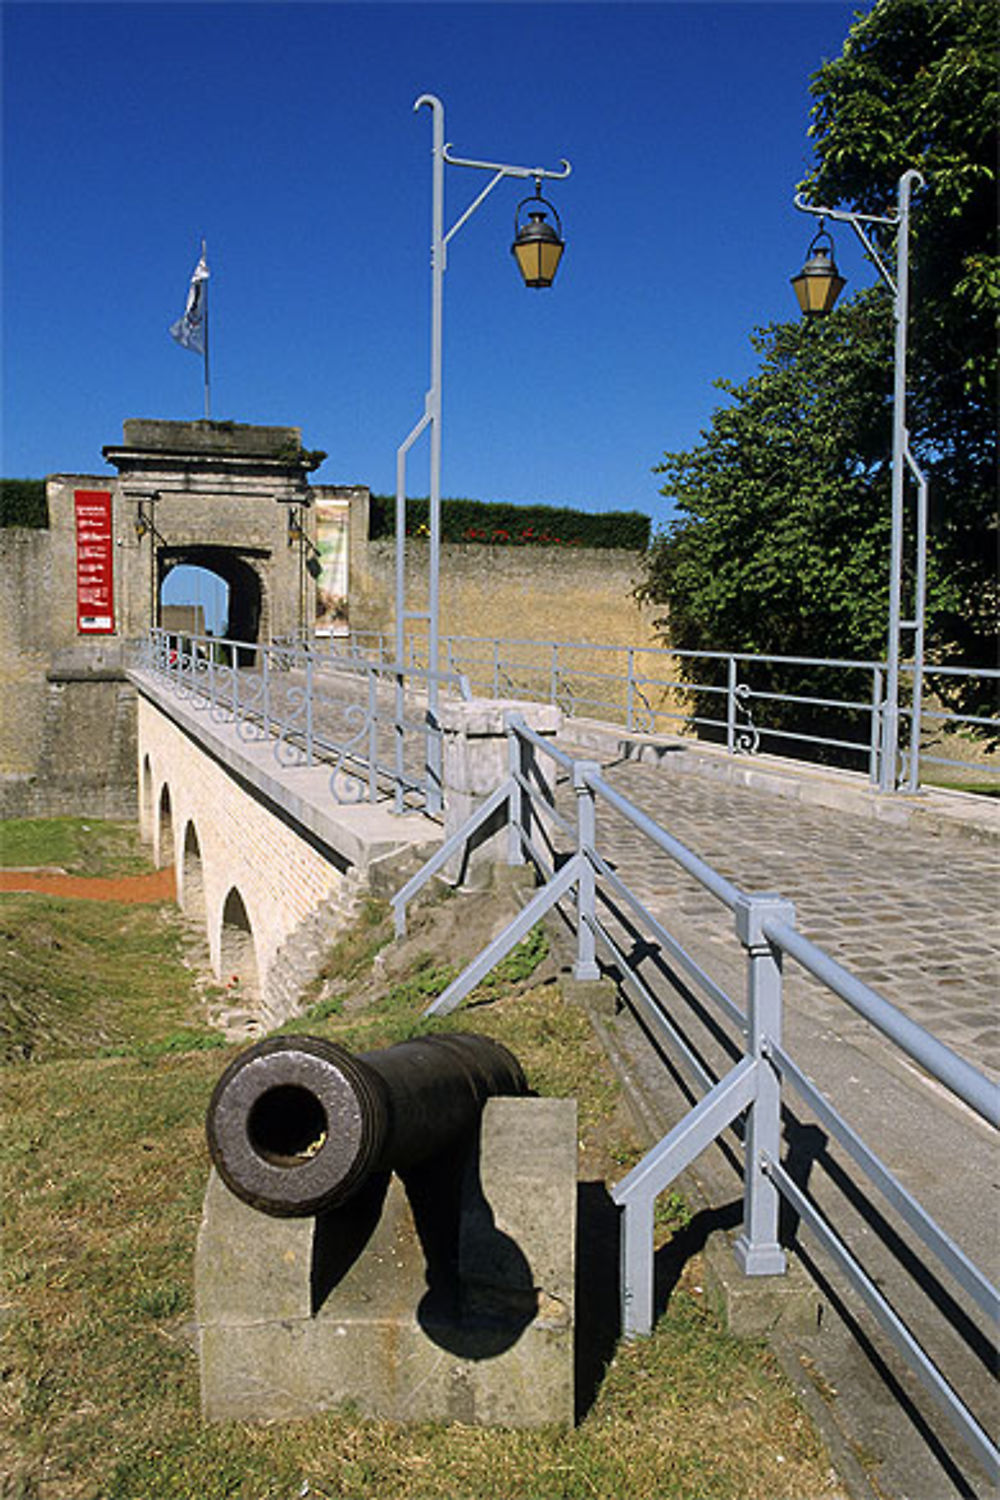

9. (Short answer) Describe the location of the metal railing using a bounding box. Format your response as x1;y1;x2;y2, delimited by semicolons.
392;712;1000;1481
140;628;471;816
318;630;998;795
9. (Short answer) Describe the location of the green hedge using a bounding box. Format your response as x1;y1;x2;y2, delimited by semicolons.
369;496;650;551
1;480;48;528
0;482;652;550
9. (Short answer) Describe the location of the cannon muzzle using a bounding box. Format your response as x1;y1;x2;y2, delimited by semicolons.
206;1032;527;1217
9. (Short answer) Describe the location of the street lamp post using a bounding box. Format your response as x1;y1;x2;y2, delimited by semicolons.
793;169;927;793
396;93;571;814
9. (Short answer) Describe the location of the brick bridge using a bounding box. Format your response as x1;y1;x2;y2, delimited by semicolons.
134;670;441;1027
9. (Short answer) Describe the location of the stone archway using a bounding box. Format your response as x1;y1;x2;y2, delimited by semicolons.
157;782;175;868
141;755;154;843
158;546;266;648
219;886;260;1004
181;820;206;925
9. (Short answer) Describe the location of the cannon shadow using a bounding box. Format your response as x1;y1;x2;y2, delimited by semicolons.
309;1132;537;1359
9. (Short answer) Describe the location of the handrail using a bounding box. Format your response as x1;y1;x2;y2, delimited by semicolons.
339;628;999;793
764;917;999;1127
390;712;999;1480
142;628;467;815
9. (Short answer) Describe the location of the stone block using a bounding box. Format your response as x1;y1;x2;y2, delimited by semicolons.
437;698;562;740
702;1230;823;1339
195;1095;577;1428
561;975;619;1018
439;697;561;886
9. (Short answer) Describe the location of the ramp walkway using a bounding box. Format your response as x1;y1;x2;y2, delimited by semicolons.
552;733;998;1500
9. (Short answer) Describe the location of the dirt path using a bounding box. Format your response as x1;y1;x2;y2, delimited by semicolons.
0;866;176;904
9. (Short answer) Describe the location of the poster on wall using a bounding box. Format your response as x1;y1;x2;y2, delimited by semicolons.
74;489;115;634
314;497;349;636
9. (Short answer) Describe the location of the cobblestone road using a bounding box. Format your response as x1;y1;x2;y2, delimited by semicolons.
568;755;1000;1081
545;748;999;1500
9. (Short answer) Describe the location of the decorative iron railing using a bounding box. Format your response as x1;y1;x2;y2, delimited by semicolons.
141;628;471;816
318;630;998;795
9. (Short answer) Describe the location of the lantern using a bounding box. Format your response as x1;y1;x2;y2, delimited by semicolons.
791;225;846;316
511;188;565;288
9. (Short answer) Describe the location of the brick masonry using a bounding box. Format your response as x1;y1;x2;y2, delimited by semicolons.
0;522;137;815
137;696;360;1025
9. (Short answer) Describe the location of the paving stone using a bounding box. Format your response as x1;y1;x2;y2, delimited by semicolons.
569;757;1000;1079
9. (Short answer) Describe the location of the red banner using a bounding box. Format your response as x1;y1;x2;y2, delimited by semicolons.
74;490;115;634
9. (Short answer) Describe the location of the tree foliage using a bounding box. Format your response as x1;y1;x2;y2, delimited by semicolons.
803;0;998;672
640;0;997;745
805;0;998;412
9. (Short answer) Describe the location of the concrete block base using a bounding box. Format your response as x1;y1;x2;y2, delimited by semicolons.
561;976;619;1018
195;1095;577;1427
703;1231;823;1339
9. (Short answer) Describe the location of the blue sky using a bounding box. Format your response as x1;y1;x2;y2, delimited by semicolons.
3;0;870;531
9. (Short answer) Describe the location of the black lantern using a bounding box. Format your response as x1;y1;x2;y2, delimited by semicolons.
511;186;565;288
791;224;846;317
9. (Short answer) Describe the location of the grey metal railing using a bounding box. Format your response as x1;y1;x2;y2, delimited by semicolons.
322;630;998;795
392;711;1000;1481
141;628;470;816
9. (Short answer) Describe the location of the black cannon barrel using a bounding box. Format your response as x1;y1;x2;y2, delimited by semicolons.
205;1032;528;1217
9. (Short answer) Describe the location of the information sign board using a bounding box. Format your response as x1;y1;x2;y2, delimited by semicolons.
74;489;115;634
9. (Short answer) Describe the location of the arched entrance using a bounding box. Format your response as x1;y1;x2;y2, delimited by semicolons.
161;564;229;637
158;546;266;648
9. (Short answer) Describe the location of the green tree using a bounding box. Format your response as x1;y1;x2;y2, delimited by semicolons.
640;0;997;753
803;0;998;669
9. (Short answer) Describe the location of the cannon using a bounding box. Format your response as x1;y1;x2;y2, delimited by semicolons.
206;1031;528;1218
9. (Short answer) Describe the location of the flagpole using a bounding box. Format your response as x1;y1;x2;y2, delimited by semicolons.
202;238;211;419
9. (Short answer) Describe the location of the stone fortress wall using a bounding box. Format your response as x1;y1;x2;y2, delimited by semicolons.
1;418;659;817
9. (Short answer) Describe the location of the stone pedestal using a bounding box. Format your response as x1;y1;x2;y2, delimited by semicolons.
195;1095;577;1428
438;698;561;887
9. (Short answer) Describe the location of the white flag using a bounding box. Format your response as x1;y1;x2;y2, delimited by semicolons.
169;249;209;354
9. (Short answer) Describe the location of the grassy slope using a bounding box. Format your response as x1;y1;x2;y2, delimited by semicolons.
0;820;217;1064
0;821;843;1500
0;819;156;875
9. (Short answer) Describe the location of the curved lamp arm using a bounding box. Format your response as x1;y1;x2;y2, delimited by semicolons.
794;170;925;295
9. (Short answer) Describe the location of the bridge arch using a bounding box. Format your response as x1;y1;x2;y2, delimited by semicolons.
180;819;206;925
136;690;368;1027
219;886;260;1003
156;782;175;869
140;754;154;843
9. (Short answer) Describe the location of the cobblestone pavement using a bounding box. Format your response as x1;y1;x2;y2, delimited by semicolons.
550;749;999;1500
568;756;1000;1081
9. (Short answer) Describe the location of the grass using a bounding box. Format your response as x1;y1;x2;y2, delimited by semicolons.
922;776;1000;798
0;896;212;1063
1;821;844;1500
0;819;218;1065
0;818;156;875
